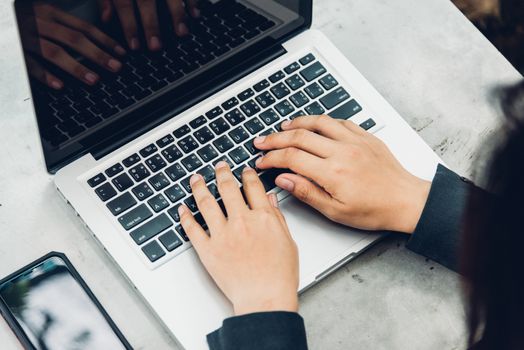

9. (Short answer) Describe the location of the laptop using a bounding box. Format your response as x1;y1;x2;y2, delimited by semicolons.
14;0;442;348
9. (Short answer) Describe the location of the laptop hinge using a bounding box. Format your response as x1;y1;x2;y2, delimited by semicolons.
91;44;287;161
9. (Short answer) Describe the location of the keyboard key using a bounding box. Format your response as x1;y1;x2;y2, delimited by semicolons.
229;126;249;143
285;75;305;90
175;225;189;241
284;62;301;74
260;109;280;125
145;155;166;172
275;100;295;117
330;100;362;120
224;109;246;126
184;196;198;212
119;204;153;230
197;165;216;182
162;145;183;163
122;154;140;167
319;74;338;90
139;144;158;158
132;182;154;200
238;88;255;101
159;230;183;251
299;53;315;65
205;106;223;120
194;212;208;230
198;144;219;162
300;62;327;82
233;165;246;181
213;156;235;168
148;193;170;212
270;83;290;99
290;110;305;119
105;163;124;177
253;79;270;92
208;183;220;198
305;102;326;115
112;173;134;191
268;70;285;83
229;146;250;164
173;125;190;138
130;213;172;245
129;164;150;182
165;184;185;203
149;173;170;191
156;134;174;148
178;135;199;153
181;154;203;171
194;126;215;144
222;97;239;110
165;163;186;181
304;82;324;99
260;128;275;136
255;92;275;109
213;135;235;152
189;115;207;129
360;118;376;131
107;192;137;216
167;204;182;222
319;87;350;109
240;100;260;117
290;91;309;108
244;138;258;155
210;117;230;135
180;176;192;193
88;173;106;188
94;182;115;202
259;168;288;191
142;241;166;262
245;117;264;134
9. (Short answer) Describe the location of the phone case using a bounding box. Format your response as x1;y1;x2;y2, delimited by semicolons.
0;252;133;350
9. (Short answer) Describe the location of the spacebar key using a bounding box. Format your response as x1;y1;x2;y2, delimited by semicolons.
130;213;173;245
259;169;289;192
329;99;362;120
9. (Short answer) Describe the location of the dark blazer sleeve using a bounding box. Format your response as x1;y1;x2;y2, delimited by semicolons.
207;311;308;350
406;164;473;271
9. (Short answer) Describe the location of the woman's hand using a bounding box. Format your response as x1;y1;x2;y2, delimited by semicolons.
254;115;431;234
179;162;299;316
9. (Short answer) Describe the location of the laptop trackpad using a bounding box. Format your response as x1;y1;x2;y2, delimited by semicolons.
278;194;381;284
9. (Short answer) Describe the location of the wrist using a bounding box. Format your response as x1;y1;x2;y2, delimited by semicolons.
233;293;299;316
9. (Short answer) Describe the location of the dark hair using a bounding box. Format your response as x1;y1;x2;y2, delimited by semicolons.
461;81;524;349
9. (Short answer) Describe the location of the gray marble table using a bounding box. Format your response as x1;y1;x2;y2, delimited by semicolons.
0;0;521;349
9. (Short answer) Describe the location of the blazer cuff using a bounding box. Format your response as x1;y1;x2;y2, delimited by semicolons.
407;164;471;271
207;311;307;350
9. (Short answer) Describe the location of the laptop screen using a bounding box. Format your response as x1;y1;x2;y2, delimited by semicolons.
15;0;311;172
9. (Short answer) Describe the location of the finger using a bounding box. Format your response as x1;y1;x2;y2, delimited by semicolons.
136;0;162;51
275;173;336;215
37;39;99;85
99;0;113;22
256;147;327;183
26;56;63;90
178;204;209;252
166;0;189;36
241;167;272;210
190;174;226;229
215;161;247;216
112;0;140;49
186;0;201;18
37;20;122;73
253;129;336;158
281;115;349;141
340;119;369;137
52;7;126;55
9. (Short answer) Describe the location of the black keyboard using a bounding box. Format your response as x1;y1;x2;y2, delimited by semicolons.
40;0;276;147
87;53;377;265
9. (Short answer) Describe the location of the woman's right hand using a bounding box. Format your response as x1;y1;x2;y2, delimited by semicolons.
254;115;432;234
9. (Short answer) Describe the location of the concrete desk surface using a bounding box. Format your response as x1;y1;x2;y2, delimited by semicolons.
0;0;521;349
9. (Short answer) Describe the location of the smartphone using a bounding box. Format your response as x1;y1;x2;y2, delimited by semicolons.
0;252;132;350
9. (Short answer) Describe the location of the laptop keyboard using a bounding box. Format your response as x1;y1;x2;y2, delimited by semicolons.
40;0;276;147
87;53;378;265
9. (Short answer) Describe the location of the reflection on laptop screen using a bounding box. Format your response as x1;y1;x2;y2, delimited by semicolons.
15;0;309;172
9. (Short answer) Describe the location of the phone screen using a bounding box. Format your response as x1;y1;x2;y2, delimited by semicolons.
0;256;127;350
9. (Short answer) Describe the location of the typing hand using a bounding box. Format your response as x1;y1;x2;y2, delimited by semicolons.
100;0;200;51
24;3;125;89
179;162;299;316
254;115;432;234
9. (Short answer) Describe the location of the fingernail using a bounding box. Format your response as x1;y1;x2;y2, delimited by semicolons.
177;23;189;36
192;8;201;18
269;193;279;207
107;58;122;71
178;205;186;216
190;174;202;185
277;177;295;192
130;37;139;50
255;157;263;166
243;166;254;173
115;45;126;55
84;72;98;84
254;136;266;145
150;36;162;50
215;161;228;169
50;80;63;90
281;120;291;129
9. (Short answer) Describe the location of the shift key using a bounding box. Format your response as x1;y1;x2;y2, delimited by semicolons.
118;204;152;230
130;213;173;245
